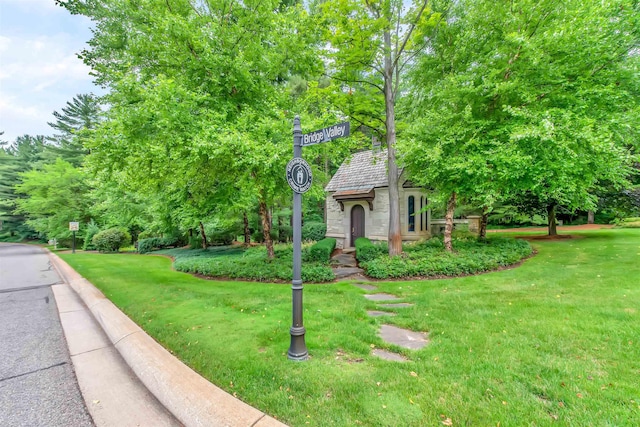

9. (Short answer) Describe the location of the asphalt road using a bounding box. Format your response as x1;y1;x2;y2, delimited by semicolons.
0;243;93;427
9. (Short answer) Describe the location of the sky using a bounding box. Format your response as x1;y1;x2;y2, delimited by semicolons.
0;0;102;143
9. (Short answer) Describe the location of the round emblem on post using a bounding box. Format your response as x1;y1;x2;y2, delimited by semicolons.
286;158;313;194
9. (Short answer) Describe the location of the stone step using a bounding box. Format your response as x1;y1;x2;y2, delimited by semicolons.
330;253;357;268
333;267;364;279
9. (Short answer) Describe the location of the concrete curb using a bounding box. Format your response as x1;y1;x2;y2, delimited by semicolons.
47;251;287;427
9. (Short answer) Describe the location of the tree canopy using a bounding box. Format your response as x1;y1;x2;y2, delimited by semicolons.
401;0;639;239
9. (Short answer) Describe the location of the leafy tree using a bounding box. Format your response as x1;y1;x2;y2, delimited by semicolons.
14;158;92;240
402;0;639;243
0;135;47;239
319;0;439;255
60;0;323;257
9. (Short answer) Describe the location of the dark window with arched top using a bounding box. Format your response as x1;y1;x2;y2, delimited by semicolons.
420;196;423;231
408;196;415;232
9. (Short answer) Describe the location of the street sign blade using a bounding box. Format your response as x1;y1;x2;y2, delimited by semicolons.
301;122;350;146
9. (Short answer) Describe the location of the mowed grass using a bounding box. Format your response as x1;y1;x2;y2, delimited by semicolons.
60;229;640;426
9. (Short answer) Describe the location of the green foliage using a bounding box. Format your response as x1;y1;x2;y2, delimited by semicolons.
355;237;388;263
208;229;235;246
173;245;335;282
92;227;131;252
83;220;101;250
188;235;203;249
137;238;162;254
304;238;336;262
302;221;327;242
45;94;101;167
0;135;46;239
615;217;640;228
137;236;180;254
401;0;639;231
361;236;532;279
14;158;92;239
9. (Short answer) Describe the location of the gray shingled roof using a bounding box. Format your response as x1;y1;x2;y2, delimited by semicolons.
325;149;400;192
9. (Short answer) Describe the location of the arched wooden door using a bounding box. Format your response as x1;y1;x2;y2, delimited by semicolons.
350;204;365;247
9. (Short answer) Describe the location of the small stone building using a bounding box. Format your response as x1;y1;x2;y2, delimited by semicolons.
324;149;431;249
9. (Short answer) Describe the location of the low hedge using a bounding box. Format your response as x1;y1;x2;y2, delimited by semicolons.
360;236;532;279
304;238;336;262
355;237;388;262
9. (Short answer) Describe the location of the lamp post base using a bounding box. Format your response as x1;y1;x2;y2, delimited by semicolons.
287;326;308;361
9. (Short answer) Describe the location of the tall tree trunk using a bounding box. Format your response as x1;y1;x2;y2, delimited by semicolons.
243;211;250;246
259;201;274;259
199;221;208;249
384;27;402;256
444;192;456;252
479;206;489;240
587;210;595;224
547;204;558;236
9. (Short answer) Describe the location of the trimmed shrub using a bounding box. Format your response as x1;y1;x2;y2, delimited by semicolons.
302;222;327;242
355;237;387;262
304;238;336;263
92;228;131;252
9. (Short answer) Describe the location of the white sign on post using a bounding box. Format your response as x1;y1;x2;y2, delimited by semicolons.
69;222;79;231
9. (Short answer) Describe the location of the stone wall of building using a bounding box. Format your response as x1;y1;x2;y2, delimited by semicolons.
325;196;345;248
325;185;431;248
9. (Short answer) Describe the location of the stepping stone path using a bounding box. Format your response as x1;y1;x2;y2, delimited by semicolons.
351;283;427;361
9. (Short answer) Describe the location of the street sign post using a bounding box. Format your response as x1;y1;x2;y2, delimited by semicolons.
69;222;79;254
287;117;350;362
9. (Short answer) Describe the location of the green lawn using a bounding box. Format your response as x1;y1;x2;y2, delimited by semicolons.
60;229;640;426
